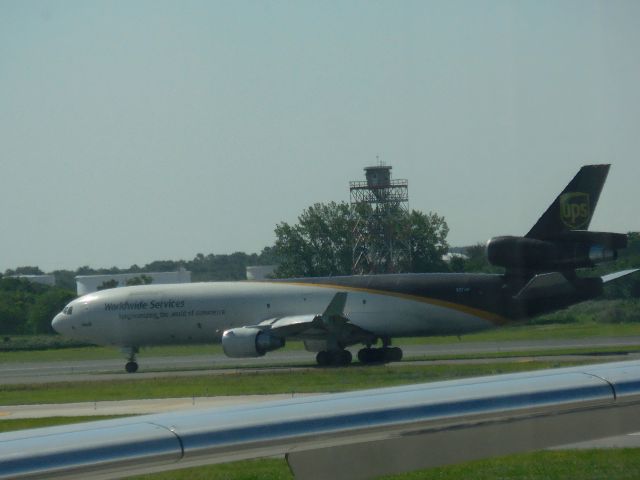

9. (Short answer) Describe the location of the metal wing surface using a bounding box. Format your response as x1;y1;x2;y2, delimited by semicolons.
254;291;371;341
2;360;640;479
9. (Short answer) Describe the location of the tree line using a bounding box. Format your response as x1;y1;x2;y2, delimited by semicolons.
1;201;638;336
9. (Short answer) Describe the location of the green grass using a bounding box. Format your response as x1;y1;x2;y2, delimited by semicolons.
382;449;640;480
0;335;91;352
400;321;640;344
0;345;123;363
126;448;640;480
0;361;589;406
408;344;640;362
0;342;255;364
0;416;123;433
0;343;228;363
129;458;292;480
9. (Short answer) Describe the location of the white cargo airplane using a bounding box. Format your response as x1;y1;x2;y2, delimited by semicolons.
51;165;636;372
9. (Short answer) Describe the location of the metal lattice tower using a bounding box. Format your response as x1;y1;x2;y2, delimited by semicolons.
350;163;410;274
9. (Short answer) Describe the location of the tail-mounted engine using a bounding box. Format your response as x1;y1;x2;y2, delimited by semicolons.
487;231;627;272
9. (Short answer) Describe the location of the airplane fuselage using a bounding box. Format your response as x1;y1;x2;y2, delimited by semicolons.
53;273;514;348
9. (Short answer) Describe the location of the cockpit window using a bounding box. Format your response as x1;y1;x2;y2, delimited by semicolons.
63;306;73;315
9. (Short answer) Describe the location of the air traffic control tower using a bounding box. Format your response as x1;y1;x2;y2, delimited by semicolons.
350;163;410;274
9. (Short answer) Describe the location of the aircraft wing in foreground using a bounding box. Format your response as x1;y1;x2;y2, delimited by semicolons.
2;360;640;480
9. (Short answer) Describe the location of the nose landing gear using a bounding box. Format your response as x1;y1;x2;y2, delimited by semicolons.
122;347;139;373
125;361;139;373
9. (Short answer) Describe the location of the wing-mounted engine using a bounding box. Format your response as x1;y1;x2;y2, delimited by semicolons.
221;327;285;358
220;292;379;365
486;231;627;273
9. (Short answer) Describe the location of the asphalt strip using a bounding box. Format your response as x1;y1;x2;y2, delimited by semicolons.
0;393;324;419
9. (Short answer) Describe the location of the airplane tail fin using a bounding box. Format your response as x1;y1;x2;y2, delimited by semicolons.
526;164;610;240
488;164;626;278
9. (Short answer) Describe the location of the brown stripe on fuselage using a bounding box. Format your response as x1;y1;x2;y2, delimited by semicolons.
276;280;509;326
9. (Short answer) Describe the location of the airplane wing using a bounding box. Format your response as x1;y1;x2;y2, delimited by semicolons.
253;292;372;342
222;292;373;361
2;360;640;480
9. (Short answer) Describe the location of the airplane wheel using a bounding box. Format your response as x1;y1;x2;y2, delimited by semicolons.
125;361;139;373
358;347;384;364
358;348;373;364
386;347;403;362
336;349;352;366
359;347;401;364
316;351;331;366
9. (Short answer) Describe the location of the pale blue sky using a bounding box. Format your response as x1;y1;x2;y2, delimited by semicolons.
1;1;638;271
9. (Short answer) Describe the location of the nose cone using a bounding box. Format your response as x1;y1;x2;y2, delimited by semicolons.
51;312;69;335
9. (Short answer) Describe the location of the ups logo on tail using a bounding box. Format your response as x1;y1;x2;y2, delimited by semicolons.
559;192;590;229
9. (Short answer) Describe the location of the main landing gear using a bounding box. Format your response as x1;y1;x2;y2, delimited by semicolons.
357;346;403;364
357;336;403;364
315;349;353;366
314;343;404;366
122;346;139;373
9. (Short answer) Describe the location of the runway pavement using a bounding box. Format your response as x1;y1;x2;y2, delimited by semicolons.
0;394;323;419
552;432;640;450
1;336;639;385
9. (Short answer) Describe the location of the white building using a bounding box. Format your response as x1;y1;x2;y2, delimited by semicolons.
75;268;191;296
246;265;277;280
442;252;469;263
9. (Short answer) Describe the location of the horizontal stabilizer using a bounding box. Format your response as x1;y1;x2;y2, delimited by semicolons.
514;272;576;301
602;269;639;283
543;230;628;249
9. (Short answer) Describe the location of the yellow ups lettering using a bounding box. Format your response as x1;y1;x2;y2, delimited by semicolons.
571;204;581;222
559;192;590;229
